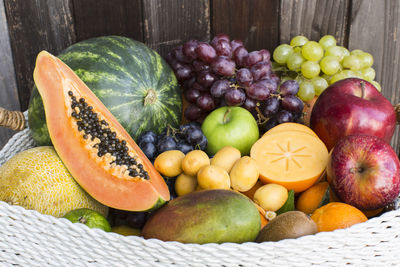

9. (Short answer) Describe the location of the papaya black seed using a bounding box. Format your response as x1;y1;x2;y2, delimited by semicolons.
68;91;73;96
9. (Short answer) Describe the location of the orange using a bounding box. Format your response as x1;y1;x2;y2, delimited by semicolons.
311;202;368;232
361;208;383;218
242;179;264;200
296;182;329;214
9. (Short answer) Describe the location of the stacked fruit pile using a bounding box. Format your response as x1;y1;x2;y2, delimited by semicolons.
0;35;399;244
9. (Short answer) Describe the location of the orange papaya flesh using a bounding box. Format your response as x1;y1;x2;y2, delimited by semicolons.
33;51;170;211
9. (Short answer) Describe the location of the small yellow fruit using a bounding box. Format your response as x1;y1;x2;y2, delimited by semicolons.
175;173;198;196
197;165;230;190
181;150;210;176
211;146;241;173
253;184;288;211
230;156;259;192
154;150;185;177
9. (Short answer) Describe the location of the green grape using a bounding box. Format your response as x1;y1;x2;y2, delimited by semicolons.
319;35;336;50
297;81;315;101
290;35;309;47
286;52;305;71
371;81;382;92
350;49;364;55
330;71;347;84
360;67;376;81
325;46;345;62
342;55;362;70
321;73;332;84
319;56;341;75
302;41;324;61
273;44;294;64
339;46;350;63
358;52;374;68
341;69;358;78
301;61;320;79
294;46;302;53
311;77;329;96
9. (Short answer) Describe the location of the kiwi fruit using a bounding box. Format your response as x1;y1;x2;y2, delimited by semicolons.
256;211;317;242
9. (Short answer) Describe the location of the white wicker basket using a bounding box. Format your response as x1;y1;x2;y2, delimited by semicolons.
1;112;400;266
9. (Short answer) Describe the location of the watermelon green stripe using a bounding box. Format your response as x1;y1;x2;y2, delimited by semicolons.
28;36;182;146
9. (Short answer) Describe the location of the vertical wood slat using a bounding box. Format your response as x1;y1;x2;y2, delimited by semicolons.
348;0;400;153
72;0;144;42
279;0;350;45
0;0;19;150
4;0;76;111
212;0;280;53
142;0;210;57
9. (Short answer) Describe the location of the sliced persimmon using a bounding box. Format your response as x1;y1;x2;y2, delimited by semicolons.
263;122;318;138
250;131;328;193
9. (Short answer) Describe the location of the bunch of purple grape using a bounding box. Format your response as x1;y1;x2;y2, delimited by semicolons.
137;122;207;161
166;34;305;133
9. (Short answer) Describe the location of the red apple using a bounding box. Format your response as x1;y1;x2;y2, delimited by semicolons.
310;78;396;151
327;134;400;210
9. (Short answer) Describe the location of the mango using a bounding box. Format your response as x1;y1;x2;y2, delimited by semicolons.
142;189;261;244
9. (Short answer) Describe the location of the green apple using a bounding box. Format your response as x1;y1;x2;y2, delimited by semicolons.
201;106;259;156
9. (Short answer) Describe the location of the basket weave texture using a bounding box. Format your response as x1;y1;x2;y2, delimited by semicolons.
1;112;400;266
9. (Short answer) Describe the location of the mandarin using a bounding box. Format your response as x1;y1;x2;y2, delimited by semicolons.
296;182;329;214
311;202;368;232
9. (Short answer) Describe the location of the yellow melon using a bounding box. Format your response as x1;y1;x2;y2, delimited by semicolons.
0;146;108;217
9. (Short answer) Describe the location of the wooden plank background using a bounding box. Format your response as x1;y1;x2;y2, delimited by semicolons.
1;0;400;153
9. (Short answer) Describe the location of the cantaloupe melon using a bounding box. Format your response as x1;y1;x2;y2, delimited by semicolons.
0;146;108;217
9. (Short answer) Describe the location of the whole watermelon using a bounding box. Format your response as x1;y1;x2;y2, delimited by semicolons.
28;36;182;145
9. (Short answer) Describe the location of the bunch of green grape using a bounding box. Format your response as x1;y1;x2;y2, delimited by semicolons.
272;35;380;102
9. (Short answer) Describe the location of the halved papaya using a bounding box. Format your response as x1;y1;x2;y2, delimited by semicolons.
33;51;170;211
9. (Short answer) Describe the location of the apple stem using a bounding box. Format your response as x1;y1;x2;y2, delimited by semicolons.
360;81;365;99
223;108;231;124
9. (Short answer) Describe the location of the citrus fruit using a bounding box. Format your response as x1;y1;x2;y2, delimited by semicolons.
310;202;368;232
296;182;329;214
63;208;111;232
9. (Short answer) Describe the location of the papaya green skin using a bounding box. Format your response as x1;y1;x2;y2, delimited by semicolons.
142;189;261;244
28;35;182;146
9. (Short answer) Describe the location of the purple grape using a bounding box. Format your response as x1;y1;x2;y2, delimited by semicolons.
184;104;205;121
175;65;193;81
259;49;271;62
185;127;204;145
168;58;184;72
225;88;246;106
165;52;175;65
183;77;196;90
184;88;201;103
258;78;278;94
196;71;217;88
262;116;278;133
196;93;216;111
176;142;193;154
233;46;248;67
197;135;208;150
270;73;280;86
192;82;207;92
210;79;230;98
231;40;244;53
281;95;304;114
251;61;272;81
138;131;158;144
139;142;157;160
236;68;253;87
211;56;236;76
243;51;263;67
211;33;230;48
172;45;192;63
214;39;232;57
196;42;217;64
157;136;177;153
276;110;294;124
261;96;280;117
242;97;257;111
246;82;271;101
279;80;300;96
183;40;199;61
218;98;227;107
193;60;210;72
